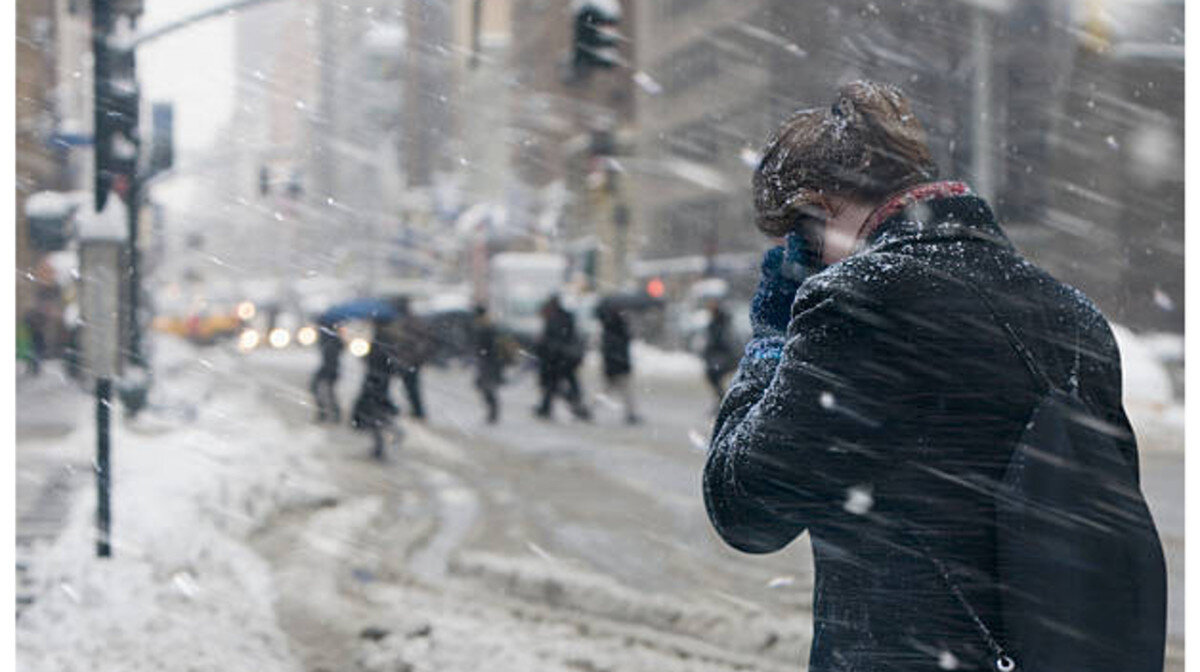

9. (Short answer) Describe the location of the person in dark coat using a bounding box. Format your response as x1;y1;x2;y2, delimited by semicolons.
596;303;641;424
309;317;343;423
704;81;1154;671
534;296;591;421
23;310;46;376
472;305;506;424
390;297;430;420
352;317;401;458
700;299;736;403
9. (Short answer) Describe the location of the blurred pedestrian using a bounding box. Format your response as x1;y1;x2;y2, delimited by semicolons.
596;303;641;424
534;296;591;421
22;309;46;376
472;305;506;424
704;81;1164;672
351;316;400;459
390;297;430;420
309;317;343;423
701;299;736;403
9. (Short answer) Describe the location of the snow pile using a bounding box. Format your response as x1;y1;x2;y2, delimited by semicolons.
355;554;805;672
1110;324;1184;453
15;354;333;672
631;341;705;379
447;552;808;662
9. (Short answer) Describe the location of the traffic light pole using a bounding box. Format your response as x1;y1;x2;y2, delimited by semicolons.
91;0;111;212
127;176;144;370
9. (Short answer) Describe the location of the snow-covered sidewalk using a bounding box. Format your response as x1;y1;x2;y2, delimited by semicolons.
16;343;334;672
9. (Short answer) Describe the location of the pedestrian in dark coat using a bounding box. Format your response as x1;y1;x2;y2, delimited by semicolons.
534;296;591;421
596;303;641;424
705;81;1156;671
472;305;506;424
309;318;343;423
390;297;430;420
701;300;736;403
352;317;400;458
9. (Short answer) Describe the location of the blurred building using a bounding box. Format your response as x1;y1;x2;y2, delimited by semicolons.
631;0;1182;333
508;0;638;292
222;0;322;282
16;0;96;352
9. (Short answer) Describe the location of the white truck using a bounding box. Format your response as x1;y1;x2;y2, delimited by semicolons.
487;252;569;344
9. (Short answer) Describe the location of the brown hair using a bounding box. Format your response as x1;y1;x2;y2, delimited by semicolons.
753;81;938;237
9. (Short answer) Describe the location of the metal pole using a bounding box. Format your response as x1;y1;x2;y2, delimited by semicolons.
96;377;112;558
971;7;995;202
127;177;143;369
92;0;111;212
469;0;483;69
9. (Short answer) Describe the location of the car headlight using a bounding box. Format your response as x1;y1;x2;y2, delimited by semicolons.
238;329;261;352
268;328;291;349
236;301;256;321
296;326;318;347
348;337;370;358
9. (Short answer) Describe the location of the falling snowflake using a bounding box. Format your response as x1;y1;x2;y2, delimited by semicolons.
819;392;836;409
843;486;874;515
1153;287;1175;312
937;650;960;670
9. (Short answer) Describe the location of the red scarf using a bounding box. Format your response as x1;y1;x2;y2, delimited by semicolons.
855;181;972;247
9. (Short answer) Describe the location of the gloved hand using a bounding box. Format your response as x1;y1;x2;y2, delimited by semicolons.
749;232;810;340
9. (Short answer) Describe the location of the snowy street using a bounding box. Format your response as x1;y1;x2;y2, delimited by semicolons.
15;0;1185;669
16;334;1185;671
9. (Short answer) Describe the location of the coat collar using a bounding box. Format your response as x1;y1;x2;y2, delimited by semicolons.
854;181;1015;256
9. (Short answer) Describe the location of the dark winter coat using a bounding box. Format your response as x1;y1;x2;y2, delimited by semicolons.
391;313;434;370
537;306;584;378
704;190;1138;671
599;311;633;379
473;320;505;388
352;324;400;429
702;308;736;376
315;327;343;379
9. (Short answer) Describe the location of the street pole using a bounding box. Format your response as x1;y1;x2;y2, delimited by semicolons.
79;203;126;559
91;0;110;212
127;175;143;369
971;7;995;202
95;377;112;557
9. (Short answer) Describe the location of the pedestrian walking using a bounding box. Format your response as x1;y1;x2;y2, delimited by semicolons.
701;299;736;403
704;81;1165;672
390;297;430;421
351;316;401;459
472;305;507;424
22;310;46;376
596;303;641;424
534;296;591;421
309;317;343;423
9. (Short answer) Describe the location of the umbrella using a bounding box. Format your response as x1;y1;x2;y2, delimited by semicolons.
319;297;398;326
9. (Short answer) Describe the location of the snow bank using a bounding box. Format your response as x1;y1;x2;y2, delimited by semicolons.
355;552;805;672
631;341;705;379
447;552;808;663
1110;324;1184;453
15;343;336;672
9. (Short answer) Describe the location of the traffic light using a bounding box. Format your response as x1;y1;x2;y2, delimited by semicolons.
572;0;622;77
94;40;140;210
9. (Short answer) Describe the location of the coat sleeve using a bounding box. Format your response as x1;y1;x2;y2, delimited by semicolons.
704;272;910;554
